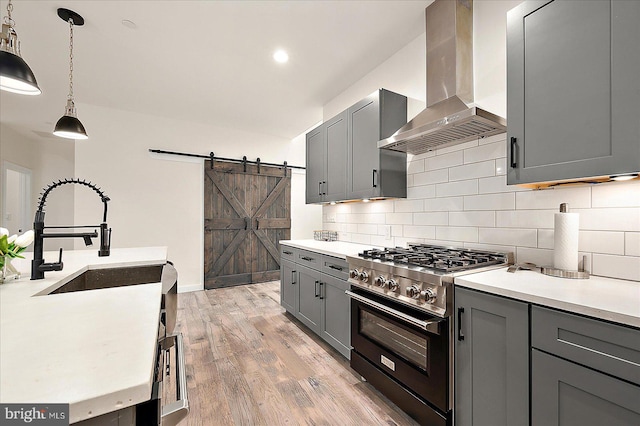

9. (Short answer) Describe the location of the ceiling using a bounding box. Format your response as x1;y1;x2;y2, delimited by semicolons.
1;0;432;142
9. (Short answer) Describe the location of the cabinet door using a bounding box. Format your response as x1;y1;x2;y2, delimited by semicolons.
305;125;325;204
296;265;322;334
507;0;640;184
532;349;640;426
280;259;297;313
324;111;348;202
348;93;380;199
455;287;529;426
320;273;350;359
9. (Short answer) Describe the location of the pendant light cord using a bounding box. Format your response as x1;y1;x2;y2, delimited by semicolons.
67;17;74;102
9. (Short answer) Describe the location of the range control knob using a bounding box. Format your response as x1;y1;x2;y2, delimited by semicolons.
358;271;369;282
421;288;437;303
406;285;421;299
374;275;386;287
386;279;399;292
349;269;359;279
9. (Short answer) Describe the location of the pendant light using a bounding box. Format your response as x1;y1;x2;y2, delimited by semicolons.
53;8;88;140
0;0;41;95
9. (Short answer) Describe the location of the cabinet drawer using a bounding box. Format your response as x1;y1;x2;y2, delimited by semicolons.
322;255;348;280
296;249;322;270
280;246;296;262
532;306;640;386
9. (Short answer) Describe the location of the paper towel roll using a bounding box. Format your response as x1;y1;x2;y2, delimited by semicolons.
553;211;579;271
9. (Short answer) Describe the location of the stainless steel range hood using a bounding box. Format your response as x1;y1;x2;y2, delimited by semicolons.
378;0;506;155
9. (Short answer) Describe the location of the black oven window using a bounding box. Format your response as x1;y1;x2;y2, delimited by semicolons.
359;310;428;370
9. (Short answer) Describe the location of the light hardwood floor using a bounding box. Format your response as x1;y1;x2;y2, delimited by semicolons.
175;281;420;426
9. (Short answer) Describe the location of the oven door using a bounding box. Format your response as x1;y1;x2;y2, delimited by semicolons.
347;288;450;414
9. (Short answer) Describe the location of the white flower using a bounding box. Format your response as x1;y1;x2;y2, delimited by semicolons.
0;227;8;237
14;230;34;248
8;235;17;244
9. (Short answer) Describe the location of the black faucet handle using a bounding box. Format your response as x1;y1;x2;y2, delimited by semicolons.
57;248;63;264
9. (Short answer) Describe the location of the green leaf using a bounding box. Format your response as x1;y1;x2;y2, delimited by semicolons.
0;235;8;254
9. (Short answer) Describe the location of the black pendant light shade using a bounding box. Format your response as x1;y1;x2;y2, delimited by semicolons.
0;0;41;95
53;8;88;140
53;111;88;140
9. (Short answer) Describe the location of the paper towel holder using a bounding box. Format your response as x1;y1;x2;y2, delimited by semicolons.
541;255;590;279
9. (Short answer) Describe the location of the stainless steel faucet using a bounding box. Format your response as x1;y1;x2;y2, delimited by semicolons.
31;179;111;280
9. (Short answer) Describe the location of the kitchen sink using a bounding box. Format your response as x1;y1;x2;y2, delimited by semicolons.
49;265;164;294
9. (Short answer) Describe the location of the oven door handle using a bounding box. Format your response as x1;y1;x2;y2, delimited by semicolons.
161;332;190;426
345;290;442;334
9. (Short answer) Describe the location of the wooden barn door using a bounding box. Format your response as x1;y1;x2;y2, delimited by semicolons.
204;160;291;289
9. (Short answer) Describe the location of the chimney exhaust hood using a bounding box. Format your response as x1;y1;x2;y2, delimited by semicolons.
378;0;506;155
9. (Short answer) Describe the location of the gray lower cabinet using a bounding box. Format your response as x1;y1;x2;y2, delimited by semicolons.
454;287;529;426
280;259;297;313
279;246;351;358
506;0;640;184
531;306;640;426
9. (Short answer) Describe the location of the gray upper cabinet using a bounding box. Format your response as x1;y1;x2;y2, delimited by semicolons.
305;126;325;204
306;89;407;203
347;89;407;200
454;287;529;426
305;111;348;204
507;0;640;185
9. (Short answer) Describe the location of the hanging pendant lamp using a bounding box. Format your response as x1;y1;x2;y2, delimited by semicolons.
53;8;88;140
0;0;41;95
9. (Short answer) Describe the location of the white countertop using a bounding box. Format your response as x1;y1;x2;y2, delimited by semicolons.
456;268;640;328
280;239;380;259
0;247;168;423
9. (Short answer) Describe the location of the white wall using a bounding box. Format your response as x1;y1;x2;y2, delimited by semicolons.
0;123;75;251
73;104;316;292
321;0;640;282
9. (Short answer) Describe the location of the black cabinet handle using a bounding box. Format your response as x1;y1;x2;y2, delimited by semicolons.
291;270;296;285
301;256;314;262
322;181;327;195
314;280;319;297
283;250;292;255
372;169;378;188
457;307;465;341
318;181;322;196
319;282;324;300
510;137;517;168
328;265;343;271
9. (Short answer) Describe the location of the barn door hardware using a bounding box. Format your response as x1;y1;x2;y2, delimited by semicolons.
149;149;304;175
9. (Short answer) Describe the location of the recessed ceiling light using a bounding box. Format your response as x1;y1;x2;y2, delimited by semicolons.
273;49;289;63
122;19;137;29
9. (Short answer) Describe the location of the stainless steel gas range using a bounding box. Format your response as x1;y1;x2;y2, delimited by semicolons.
346;244;512;426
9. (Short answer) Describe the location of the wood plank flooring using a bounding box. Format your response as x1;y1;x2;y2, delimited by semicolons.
175;281;419;426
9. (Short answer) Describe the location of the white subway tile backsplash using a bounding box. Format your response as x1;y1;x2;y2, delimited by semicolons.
436;180;478;197
574;208;640;232
396;237;426;247
435;140;478;155
357;224;378;235
413;169;449;186
425;239;465;247
394;199;424;213
426;151;464;170
449;211;495;227
404;225;436;239
496;210;555;229
538;229;554;249
479;228;537;247
449;160;496;181
479;176;528;194
464;142;507;164
351;234;372;245
407;174;414;187
464;242;516;256
409;151;436;161
578;231;625;255
371;235;393;247
346;224;359;233
516;186;591;210
414;212;449;226
464;193;515;211
592;180;640;208
351;213;386;224
495;157;507;176
351;201;394;214
516;247;553;267
408;184;436;199
407;159;425;174
626;233;640;256
592;254;640;281
385;213;413;225
435;226;479;242
425;197;464;212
